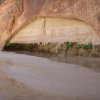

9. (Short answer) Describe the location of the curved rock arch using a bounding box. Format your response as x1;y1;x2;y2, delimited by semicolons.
0;0;100;50
7;17;100;45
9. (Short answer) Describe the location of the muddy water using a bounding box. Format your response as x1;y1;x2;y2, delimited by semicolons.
0;51;100;100
14;51;100;72
50;56;100;72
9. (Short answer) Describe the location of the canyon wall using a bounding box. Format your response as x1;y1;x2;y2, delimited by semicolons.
0;0;100;49
10;17;100;44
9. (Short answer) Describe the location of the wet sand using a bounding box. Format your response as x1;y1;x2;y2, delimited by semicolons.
0;51;100;100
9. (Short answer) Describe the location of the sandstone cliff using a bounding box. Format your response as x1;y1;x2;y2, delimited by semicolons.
0;0;100;50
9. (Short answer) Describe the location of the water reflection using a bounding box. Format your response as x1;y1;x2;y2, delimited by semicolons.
50;56;100;72
13;51;100;72
34;54;100;72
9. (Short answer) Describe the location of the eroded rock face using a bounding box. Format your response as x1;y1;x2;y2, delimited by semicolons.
0;0;100;49
0;0;23;49
10;18;100;44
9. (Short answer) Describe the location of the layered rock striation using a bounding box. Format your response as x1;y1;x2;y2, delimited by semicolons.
0;0;100;50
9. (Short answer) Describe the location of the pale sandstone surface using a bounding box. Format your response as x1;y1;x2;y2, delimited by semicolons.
10;17;100;44
0;0;100;49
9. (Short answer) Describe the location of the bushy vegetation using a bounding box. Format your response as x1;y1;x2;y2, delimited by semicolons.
3;42;100;57
65;42;74;51
4;43;38;51
78;43;92;50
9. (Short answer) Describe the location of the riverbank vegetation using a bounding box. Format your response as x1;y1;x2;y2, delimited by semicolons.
3;42;100;57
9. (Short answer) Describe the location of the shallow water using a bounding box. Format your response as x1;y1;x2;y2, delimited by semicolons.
13;51;100;72
0;51;100;100
50;56;100;72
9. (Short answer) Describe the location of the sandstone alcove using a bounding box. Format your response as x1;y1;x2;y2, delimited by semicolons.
9;17;100;44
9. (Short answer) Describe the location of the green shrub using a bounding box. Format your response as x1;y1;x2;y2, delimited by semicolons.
65;42;74;51
78;43;92;50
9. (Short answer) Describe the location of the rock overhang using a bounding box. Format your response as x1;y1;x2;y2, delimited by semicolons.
9;17;100;44
0;0;100;50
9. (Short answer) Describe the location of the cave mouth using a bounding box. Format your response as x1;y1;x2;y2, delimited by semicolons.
3;17;100;57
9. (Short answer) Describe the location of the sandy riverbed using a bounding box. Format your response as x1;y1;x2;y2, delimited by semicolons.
0;52;100;100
